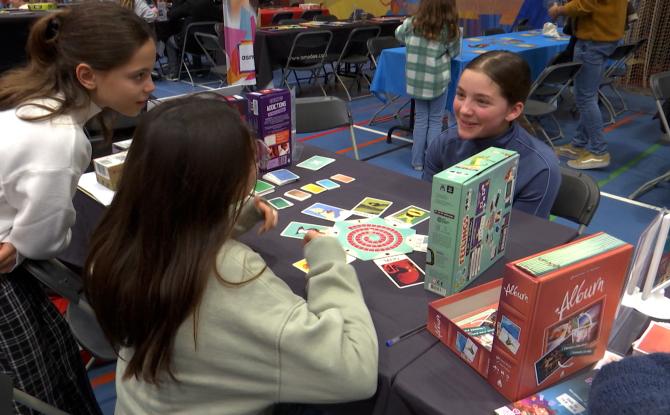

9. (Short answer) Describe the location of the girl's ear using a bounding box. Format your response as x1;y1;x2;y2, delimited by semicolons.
75;63;97;91
505;101;524;122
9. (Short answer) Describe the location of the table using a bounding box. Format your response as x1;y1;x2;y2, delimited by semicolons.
254;19;402;87
60;145;577;415
257;6;329;27
0;10;49;74
370;29;571;113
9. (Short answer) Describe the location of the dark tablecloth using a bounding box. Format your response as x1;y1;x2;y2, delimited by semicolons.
60;145;577;415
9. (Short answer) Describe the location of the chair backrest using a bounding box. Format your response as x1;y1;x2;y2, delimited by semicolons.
529;61;582;104
277;17;306;25
314;14;338;22
193;31;227;74
181;21;218;55
271;11;294;25
367;35;402;67
301;9;323;20
603;38;647;78
338;25;381;62
295;96;351;133
285;30;333;69
650;70;670;135
550;167;601;234
483;27;505;36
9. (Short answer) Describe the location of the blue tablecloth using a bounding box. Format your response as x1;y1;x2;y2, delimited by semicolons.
371;30;570;112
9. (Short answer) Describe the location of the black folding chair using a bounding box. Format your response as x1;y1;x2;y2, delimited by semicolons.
332;25;381;101
550;166;601;237
295;96;359;159
281;30;333;96
599;38;647;124
193;23;227;85
366;36;409;125
177;21;219;86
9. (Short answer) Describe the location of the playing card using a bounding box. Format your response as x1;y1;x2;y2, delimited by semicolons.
296;155;335;171
280;221;332;239
374;254;424;289
302;202;351;222
267;197;293;210
351;197;393;218
284;189;311;201
254;180;275;196
293;255;356;273
300;183;327;194
262;169;300;186
330;173;355;183
316;179;340;190
407;234;429;252
385;205;430;227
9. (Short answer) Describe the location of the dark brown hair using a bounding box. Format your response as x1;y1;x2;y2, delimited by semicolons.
412;0;459;41
83;97;257;384
465;50;532;105
0;1;154;135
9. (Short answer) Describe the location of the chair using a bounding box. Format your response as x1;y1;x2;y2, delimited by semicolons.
366;36;409;125
598;38;647;124
314;14;338;22
177;21;219;86
193;23;227;85
281;30;333;96
483;27;505;36
2;373;71;415
629;70;670;200
523;61;582;147
332;25;381;101
277;18;306;25
21;259;116;370
271;11;294;25
300;9;322;20
295;96;360;159
550;166;601;236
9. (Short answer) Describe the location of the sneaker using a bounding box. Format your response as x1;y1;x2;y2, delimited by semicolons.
555;143;587;160
567;152;610;170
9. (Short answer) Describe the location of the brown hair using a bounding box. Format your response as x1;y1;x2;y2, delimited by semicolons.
84;97;257;384
465;50;531;105
0;1;154;135
412;0;459;42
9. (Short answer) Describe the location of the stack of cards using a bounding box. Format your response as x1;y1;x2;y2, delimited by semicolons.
262;169;300;186
254;179;275;196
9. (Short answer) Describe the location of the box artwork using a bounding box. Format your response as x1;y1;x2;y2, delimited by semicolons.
425;147;519;296
246;88;292;173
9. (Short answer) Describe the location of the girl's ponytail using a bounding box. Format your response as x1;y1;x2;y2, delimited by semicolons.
26;12;65;67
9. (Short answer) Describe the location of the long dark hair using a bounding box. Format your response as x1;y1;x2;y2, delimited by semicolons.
83;97;257;384
465;50;531;105
412;0;459;41
0;2;154;134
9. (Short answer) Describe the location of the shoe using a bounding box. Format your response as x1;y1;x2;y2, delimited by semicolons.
413;165;423;172
567;152;610;170
554;143;587;160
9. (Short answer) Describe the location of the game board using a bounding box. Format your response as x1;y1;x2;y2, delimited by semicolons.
333;217;416;261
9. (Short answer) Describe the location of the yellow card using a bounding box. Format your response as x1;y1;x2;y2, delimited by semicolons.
293;259;310;273
301;183;327;194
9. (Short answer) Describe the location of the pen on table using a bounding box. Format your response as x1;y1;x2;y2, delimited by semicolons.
385;323;427;347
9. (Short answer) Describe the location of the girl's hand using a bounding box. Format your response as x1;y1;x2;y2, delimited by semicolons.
254;196;278;234
0;242;17;274
303;229;325;245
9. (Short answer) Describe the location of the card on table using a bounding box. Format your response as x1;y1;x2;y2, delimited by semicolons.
267;197;294;210
284;189;311;201
262;169;300;186
316;179;340;190
407;234;429;252
296;155;335;171
330;173;355;183
302;202;351;222
374;254;425;289
385;205;430;227
280;221;332;239
293;254;356;273
301;183;327;194
350;197;393;218
254;179;275;196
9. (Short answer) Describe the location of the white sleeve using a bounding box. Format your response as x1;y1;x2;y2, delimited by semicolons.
3;168;80;260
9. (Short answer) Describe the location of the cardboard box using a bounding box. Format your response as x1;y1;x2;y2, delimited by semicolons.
425;147;519;296
93;151;127;191
112;138;132;153
246;89;292;173
428;233;634;401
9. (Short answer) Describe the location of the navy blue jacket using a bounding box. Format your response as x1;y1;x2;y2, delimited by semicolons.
422;123;561;218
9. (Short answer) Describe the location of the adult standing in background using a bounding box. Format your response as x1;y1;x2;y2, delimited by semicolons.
549;0;628;170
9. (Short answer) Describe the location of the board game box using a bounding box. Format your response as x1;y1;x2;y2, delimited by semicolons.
425;147;519;296
428;233;633;401
246;88;292;173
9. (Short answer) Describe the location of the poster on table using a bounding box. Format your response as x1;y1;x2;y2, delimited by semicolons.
222;0;257;86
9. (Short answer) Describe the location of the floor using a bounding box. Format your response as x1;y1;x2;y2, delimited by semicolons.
88;67;670;413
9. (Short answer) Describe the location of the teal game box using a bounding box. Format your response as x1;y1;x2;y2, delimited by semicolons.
425;147;519;296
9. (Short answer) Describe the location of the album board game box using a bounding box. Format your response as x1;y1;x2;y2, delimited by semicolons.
246;88;291;173
427;233;633;401
425;147;519;296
